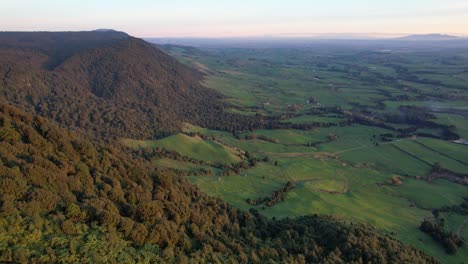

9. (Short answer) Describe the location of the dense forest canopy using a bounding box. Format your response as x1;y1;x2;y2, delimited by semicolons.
0;31;270;140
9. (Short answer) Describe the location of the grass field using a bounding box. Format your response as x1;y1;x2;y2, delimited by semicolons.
285;114;344;124
122;133;242;164
392;140;468;174
153;158;213;172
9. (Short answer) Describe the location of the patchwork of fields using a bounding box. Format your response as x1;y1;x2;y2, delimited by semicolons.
127;44;468;263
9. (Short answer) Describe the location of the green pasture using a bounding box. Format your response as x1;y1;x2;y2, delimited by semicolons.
121;133;242;164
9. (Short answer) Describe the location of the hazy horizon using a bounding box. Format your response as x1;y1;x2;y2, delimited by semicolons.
1;0;468;38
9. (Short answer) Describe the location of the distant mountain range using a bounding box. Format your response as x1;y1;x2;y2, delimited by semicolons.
93;28;118;32
148;33;468;49
396;34;462;41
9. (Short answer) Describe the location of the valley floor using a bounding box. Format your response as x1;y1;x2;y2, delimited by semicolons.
126;43;468;263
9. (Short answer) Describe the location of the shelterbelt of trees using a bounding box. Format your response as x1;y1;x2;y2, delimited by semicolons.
0;31;438;263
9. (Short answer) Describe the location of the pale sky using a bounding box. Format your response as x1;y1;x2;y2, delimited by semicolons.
1;0;468;37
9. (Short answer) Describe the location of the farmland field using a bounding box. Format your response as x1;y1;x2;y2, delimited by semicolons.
132;41;468;263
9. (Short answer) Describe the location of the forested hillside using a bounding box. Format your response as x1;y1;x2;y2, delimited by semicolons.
0;32;269;139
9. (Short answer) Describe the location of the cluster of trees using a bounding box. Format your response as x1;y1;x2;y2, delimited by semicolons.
246;181;296;207
131;146;212;167
420;219;464;254
385;106;459;140
344;106;460;140
242;134;279;143
300;133;341;148
427;162;468;186
437;197;468;215
0;104;439;263
220;151;268;176
379;133;394;142
275;121;347;131
166;167;214;177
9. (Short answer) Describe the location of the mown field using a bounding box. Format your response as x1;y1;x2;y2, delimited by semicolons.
131;44;468;263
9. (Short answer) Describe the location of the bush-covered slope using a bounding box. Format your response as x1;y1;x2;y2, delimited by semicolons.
0;32;271;140
0;31;129;69
0;104;438;263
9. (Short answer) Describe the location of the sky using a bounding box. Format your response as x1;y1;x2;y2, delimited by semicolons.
1;0;468;38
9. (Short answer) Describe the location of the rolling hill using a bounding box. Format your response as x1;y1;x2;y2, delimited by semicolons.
396;34;461;41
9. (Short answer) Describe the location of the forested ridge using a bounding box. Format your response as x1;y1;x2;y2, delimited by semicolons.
0;32;439;263
0;31;272;140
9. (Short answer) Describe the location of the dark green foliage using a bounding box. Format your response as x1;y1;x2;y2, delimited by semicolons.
247;181;296;207
0;31;129;69
420;219;464;254
438;197;468;215
244;134;279;143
